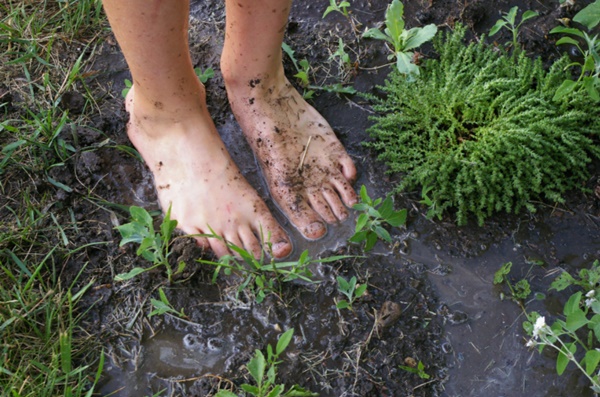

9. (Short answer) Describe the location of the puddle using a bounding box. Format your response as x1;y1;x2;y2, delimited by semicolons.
410;213;600;397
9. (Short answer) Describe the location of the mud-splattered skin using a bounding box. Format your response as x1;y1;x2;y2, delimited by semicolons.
124;86;292;259
228;75;358;239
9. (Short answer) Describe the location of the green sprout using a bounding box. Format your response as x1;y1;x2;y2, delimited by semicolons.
194;66;215;84
489;6;539;50
336;275;367;310
349;185;407;251
323;0;351;19
115;205;186;284
362;0;437;81
399;360;430;379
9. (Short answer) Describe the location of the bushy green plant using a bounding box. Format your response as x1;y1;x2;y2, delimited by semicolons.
365;24;600;225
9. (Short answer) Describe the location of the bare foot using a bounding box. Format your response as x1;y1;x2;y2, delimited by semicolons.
225;73;358;240
125;86;292;259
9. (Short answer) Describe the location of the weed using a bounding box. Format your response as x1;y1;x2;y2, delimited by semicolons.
399;359;430;380
115;205;186;284
323;0;351;19
200;240;350;304
149;287;187;319
550;1;600;101
195;66;215;84
489;6;539;50
365;24;600;225
330;37;352;69
215;329;317;397
336;275;367;310
494;262;532;305
520;260;600;392
349;185;407;251
362;0;437;81
282;42;356;97
121;78;133;98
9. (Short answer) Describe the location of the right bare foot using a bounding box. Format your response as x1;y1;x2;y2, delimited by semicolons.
125;86;292;259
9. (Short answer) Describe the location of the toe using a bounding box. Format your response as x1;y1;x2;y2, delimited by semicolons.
322;186;349;221
207;235;231;259
308;188;337;224
331;173;358;208
238;227;262;259
252;216;292;259
338;153;357;184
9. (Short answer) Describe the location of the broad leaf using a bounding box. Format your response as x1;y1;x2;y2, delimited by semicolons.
365;231;378;251
565;308;588;332
573;1;600;29
556;343;577;375
386;209;407;227
549;26;586;38
506;6;518;25
385;0;405;49
396;51;420;78
403;24;437;51
130;206;153;226
555;36;581;47
378;196;394;219
247;350;266;385
355;213;369;233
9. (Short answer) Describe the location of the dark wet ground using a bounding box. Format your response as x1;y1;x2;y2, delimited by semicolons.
2;0;599;396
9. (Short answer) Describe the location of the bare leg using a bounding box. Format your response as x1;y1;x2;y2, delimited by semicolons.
221;0;358;240
102;0;292;258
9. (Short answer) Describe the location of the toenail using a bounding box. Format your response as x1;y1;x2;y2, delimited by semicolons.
272;240;291;256
304;222;326;239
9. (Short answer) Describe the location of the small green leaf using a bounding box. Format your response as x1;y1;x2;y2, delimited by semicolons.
276;328;294;356
557;343;577;375
396;51;420;78
214;391;238;397
365;231;378;251
373;225;392;242
506;6;518;25
115;267;147;281
555;36;580;47
521;10;539;22
583;349;600;376
349;230;368;243
378;196;394;219
359;185;370;204
494;262;512;284
130;206;153;226
337;276;350;291
355;213;369;233
247;350;266;384
550;271;576;291
564;291;583;316
489;20;508;36
355;283;368;297
549;26;586;38
337;300;350;309
385;0;405;47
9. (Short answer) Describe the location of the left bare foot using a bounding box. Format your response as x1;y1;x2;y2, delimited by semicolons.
225;71;358;240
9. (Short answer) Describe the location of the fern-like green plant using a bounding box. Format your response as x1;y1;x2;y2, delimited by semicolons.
365;24;600;225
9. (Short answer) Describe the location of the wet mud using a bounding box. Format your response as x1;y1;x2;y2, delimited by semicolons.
3;0;599;396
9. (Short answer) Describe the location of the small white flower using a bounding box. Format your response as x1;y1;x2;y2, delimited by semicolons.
526;340;535;348
586;298;597;308
532;316;546;339
587;290;596;298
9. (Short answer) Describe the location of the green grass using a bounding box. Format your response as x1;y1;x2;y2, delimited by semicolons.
1;1;108;395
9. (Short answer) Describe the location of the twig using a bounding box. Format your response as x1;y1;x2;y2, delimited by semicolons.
298;135;313;172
